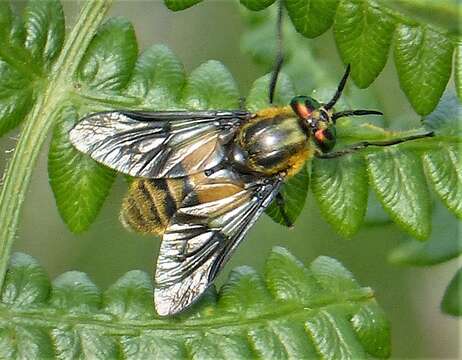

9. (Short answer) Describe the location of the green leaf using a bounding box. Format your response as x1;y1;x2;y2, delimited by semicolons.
351;302;390;358
0;59;35;135
393;24;454;116
266;165;310;226
310;255;360;291
239;0;458;115
52;327;120;359
23;0;65;72
456;42;462;101
164;0;203;11
422;92;462;218
102;270;155;320
265;247;321;301
0;1;64;135
305;256;389;359
128;44;185;109
0;249;390;358
48;106;116;233
240;0;277;11
264;249;384;359
285;0;340;38
312;154;368;237
0;2;19;43
441;268;462;316
376;0;462;34
77;17;138;92
367;148;431;240
0;325;54;359
218;266;273;314
50;271;100;313
334;0;395;88
388;203;461;266
121;333;187;359
183;60;240;109
423;146;462;219
246;72;296;111
1;253;49;307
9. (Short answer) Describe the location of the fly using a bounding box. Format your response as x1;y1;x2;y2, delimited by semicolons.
69;2;433;316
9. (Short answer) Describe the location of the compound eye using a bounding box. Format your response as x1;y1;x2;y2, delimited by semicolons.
319;109;329;122
296;103;312;119
305;97;321;111
314;128;336;153
290;96;321;120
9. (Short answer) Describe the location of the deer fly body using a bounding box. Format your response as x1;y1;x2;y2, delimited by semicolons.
69;5;433;316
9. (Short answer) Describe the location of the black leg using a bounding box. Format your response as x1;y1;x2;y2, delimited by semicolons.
276;192;294;228
268;0;284;105
239;97;247;111
316;131;435;159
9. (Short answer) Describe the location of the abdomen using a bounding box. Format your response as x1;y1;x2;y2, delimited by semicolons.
121;175;205;235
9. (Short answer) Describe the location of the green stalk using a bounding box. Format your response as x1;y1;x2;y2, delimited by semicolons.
0;0;114;288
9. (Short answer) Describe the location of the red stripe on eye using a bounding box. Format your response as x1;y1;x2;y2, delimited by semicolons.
315;129;326;142
296;103;311;119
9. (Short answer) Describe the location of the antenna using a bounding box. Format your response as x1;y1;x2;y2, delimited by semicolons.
324;64;351;110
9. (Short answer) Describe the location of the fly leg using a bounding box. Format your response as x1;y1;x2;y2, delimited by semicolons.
268;0;284;105
204;163;227;177
316;131;434;159
276;192;294;228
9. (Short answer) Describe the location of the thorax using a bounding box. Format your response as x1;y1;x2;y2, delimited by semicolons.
230;106;312;176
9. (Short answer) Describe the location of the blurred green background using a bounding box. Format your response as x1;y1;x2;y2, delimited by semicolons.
1;1;460;358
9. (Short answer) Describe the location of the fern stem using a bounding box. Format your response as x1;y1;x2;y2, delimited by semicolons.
0;0;114;289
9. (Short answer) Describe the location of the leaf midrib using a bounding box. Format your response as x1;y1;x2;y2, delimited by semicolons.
0;287;373;333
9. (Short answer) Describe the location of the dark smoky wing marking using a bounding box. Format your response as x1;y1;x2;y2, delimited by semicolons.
69;111;250;179
154;171;282;316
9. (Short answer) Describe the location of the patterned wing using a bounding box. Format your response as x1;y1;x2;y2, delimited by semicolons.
69;110;249;178
154;169;282;316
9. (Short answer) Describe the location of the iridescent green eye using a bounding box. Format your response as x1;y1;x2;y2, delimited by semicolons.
304;97;321;110
314;127;336;153
290;96;321;119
